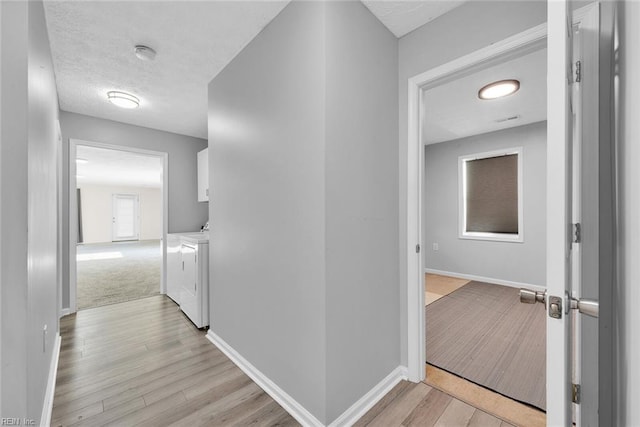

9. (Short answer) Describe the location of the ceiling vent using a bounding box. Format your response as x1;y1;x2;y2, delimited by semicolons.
495;115;521;123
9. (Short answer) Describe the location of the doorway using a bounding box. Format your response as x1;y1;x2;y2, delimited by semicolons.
405;4;603;425
112;193;140;242
69;139;169;311
421;43;548;419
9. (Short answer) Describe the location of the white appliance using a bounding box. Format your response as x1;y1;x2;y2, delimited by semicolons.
167;232;209;328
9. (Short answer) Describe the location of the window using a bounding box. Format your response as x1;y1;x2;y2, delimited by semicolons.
459;148;523;242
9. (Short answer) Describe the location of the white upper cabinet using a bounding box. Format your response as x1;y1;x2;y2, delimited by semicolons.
197;148;209;202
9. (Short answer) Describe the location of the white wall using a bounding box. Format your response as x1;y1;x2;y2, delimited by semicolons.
398;0;547;367
208;1;399;423
616;2;640;425
59;112;208;309
424;122;546;287
1;0;60;421
78;184;162;244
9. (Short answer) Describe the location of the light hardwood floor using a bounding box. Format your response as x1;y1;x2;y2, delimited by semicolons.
425;273;469;305
52;296;297;426
355;380;514;427
53;294;530;426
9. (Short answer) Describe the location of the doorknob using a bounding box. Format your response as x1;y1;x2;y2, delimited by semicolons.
519;289;546;304
570;297;599;318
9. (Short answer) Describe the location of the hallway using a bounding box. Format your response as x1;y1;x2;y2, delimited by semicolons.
51;296;297;426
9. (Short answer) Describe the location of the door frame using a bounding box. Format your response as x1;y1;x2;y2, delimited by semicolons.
69;139;169;313
111;193;140;242
404;22;547;383
404;5;594;383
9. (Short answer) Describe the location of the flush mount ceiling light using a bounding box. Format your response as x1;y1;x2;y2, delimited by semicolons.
134;45;156;61
76;158;88;164
478;79;520;100
107;91;140;109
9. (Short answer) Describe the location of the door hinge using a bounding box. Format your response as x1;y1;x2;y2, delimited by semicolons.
573;223;581;243
416;244;421;254
572;383;581;404
575;60;582;83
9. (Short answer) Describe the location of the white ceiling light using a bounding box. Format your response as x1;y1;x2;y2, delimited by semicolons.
478;79;520;100
134;45;156;61
76;158;88;164
107;91;140;109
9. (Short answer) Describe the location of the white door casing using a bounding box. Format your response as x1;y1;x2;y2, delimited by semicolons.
546;0;574;424
405;24;547;383
112;193;139;242
68;139;169;313
407;1;586;422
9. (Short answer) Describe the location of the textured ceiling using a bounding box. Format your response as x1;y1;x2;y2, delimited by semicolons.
76;145;163;188
43;1;290;139
423;47;547;145
43;1;465;140
361;0;467;37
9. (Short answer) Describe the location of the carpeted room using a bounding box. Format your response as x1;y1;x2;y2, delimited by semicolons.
75;145;164;310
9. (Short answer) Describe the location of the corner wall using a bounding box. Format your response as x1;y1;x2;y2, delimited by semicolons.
423;122;547;287
208;1;399;423
324;1;399;421
208;1;328;421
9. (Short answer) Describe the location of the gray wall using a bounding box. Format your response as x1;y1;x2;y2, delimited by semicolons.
398;0;547;366
208;1;328;420
616;1;640;425
208;1;398;423
424;122;546;287
59;112;208;309
1;0;60;421
324;1;398;422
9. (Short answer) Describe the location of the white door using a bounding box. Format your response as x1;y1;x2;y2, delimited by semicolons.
112;193;139;241
546;0;574;424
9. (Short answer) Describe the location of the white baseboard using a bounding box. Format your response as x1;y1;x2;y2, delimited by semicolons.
206;330;408;427
59;308;71;318
328;366;408;427
41;333;61;427
206;330;324;426
425;268;546;292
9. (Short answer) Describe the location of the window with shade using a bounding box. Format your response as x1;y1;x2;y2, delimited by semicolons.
459;148;523;242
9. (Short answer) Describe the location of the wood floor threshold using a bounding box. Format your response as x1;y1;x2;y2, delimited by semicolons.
424;364;546;427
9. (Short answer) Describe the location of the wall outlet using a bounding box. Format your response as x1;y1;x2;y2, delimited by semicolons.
432;243;439;251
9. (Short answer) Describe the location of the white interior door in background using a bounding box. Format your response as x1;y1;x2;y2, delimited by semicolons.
112;193;140;242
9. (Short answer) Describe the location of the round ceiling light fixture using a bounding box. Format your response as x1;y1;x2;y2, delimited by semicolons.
107;91;140;109
478;79;520;100
134;45;157;61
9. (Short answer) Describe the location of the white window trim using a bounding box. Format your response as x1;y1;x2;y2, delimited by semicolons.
458;147;524;243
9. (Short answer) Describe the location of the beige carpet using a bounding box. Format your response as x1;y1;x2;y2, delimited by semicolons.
426;281;546;410
76;240;161;310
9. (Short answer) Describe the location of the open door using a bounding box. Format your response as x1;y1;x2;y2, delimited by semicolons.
520;0;577;424
546;1;575;424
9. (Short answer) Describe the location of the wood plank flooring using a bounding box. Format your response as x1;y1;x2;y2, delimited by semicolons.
53;294;528;426
51;295;297;426
355;381;514;427
425;273;469;305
